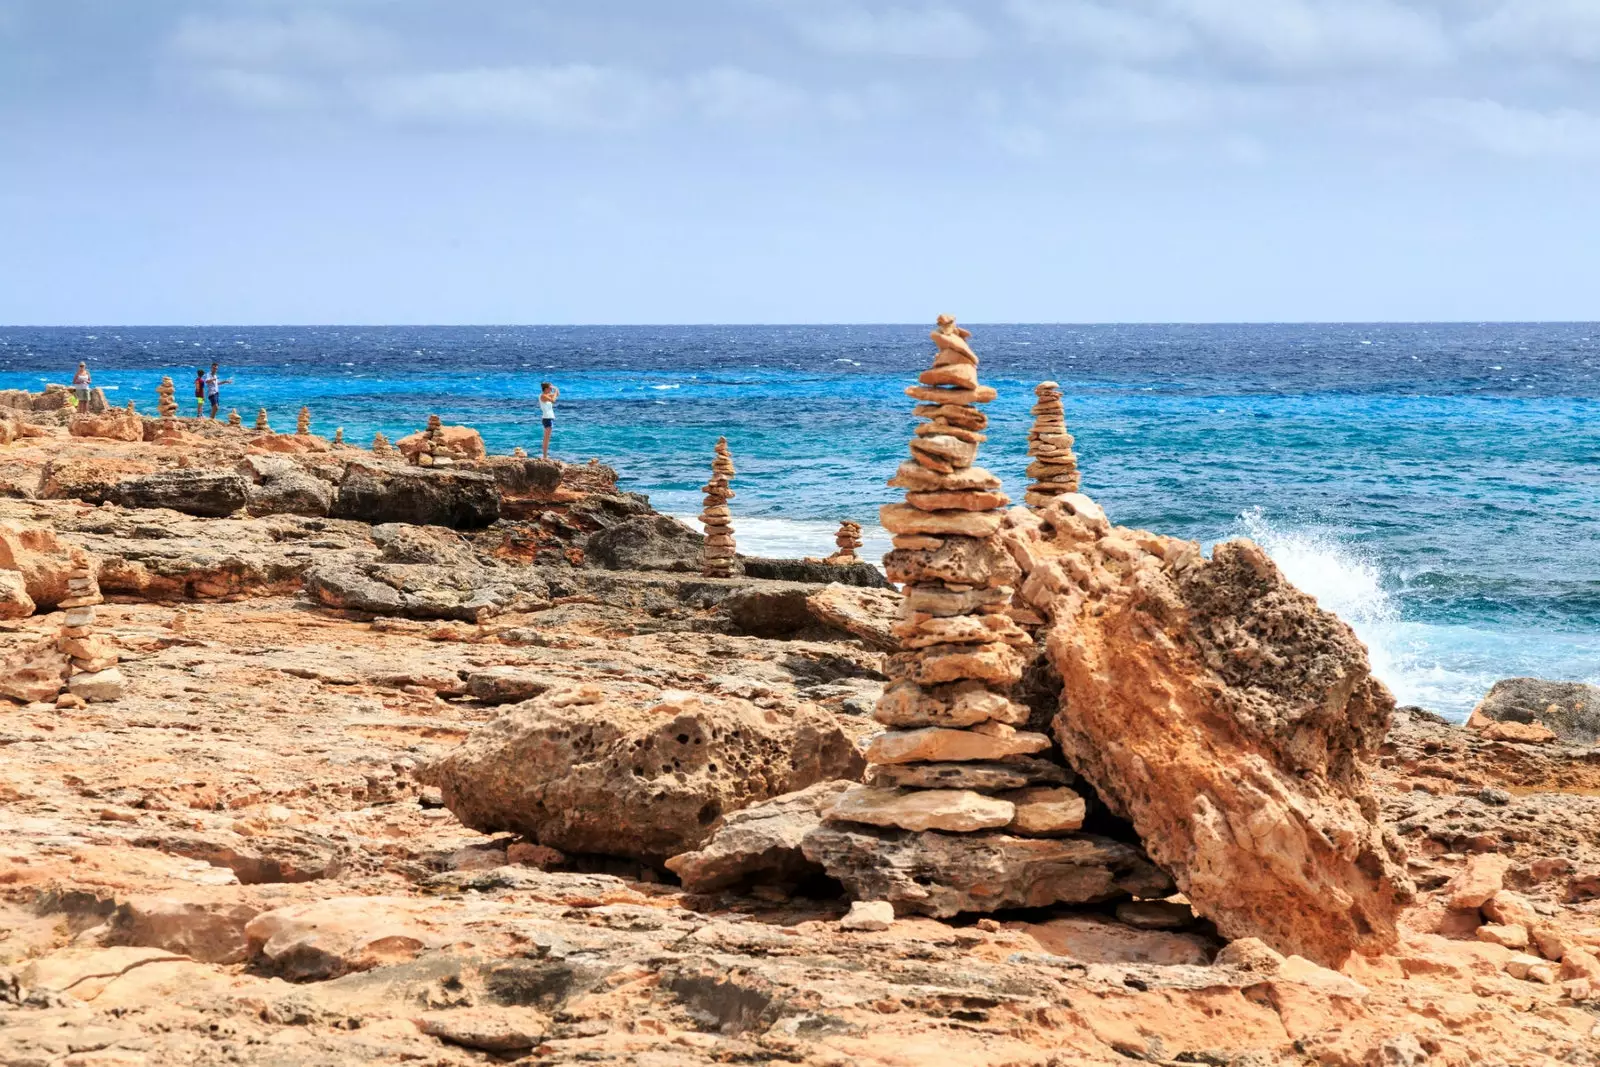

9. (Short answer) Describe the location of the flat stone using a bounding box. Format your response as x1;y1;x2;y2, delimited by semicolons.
905;490;1011;512
417;1007;549;1052
907;435;977;472
801;825;1173;918
1478;923;1531;949
839;900;894;931
1116;899;1196;931
63;607;96;627
825;786;1015;833
904;384;998;406
869;758;1072;793
867;726;1051;765
880;504;1003;539
888;461;1001;493
68;667;126;702
918;363;978;389
894;614;1030;651
912;403;987;430
1000;786;1086;836
902;583;1013;617
885;535;1020;590
906;642;1027;688
873;681;1031;729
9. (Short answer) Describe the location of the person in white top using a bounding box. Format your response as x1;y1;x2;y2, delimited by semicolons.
539;382;559;459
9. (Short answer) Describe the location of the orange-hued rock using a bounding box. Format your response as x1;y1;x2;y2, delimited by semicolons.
1041;512;1413;965
396;423;486;462
69;409;143;442
0;522;79;608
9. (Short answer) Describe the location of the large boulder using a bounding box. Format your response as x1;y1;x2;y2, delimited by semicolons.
0;524;78;608
0;635;68;702
396;424;487;463
116;470;249;517
584;515;703;572
330;463;498;529
37;457;156;504
1470;678;1600;745
0;570;33;619
1025;499;1412;965
742;557;891;589
302;559;533;621
245;468;334;517
421;687;865;864
69;409;142;442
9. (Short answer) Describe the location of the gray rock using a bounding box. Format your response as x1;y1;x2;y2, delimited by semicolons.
246;469;333;517
664;780;854;893
67;667;126;702
742;557;891;589
331;463;499;529
466;666;557;705
1473;677;1600;745
584;515;703;572
800;824;1173;917
116;470;249;517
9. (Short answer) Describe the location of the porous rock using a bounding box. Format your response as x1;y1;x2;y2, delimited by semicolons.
116;470;249;518
585;515;703;572
1043;524;1413;965
422;688;865;863
1471;678;1600;746
330;463;499;529
664;780;853;893
801;824;1172;918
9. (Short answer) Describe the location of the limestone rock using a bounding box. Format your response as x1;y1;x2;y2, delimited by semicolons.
700;438;737;577
839;900;894;932
1470;678;1600;745
422;688;865;863
69;409;142;442
1001;786;1087;836
417;1008;549;1053
0;635;68;702
330;463;499;529
664;780;853;893
245;468;334;518
866;725;1052;764
1447;854;1511;910
805;583;900;651
0;523;80;607
1044;524;1413;964
824;786;1016;833
868;757;1071;793
465;666;557;705
116;470;249;518
801;825;1173;918
585;515;703;572
0;569;34;619
396;423;487;463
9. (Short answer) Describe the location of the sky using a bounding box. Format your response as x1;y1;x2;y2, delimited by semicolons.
2;0;1600;325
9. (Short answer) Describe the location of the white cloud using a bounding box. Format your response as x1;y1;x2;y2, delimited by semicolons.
194;67;320;110
685;67;808;122
1064;67;1272;126
1418;97;1600;159
1462;0;1600;62
1006;0;1193;62
792;4;990;58
359;65;665;130
170;11;392;70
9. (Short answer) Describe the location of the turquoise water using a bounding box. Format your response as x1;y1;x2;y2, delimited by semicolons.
3;323;1597;718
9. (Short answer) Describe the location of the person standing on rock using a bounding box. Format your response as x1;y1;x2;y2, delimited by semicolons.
71;362;91;411
539;381;559;459
193;368;207;418
205;362;231;421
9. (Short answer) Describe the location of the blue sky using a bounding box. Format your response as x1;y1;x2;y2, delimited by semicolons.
3;0;1599;324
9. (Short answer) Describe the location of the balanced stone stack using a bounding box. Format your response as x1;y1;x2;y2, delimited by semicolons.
296;407;311;435
802;317;1172;917
372;432;394;457
700;438;737;578
156;377;178;420
333;427;344;445
57;561;125;702
227;409;242;427
512;446;528;458
1025;381;1079;507
826;520;863;564
255;408;271;432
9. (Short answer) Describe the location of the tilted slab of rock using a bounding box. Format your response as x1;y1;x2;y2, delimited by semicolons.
869;756;1071;793
422;688;865;864
801;824;1172;917
1040;517;1413;965
824;785;1016;833
664;780;852;893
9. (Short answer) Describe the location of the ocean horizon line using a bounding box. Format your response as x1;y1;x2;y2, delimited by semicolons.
5;319;1600;331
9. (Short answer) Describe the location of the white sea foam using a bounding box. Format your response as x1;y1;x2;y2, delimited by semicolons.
1234;508;1600;720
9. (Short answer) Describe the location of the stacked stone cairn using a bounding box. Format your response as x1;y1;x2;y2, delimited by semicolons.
255;408;271;431
372;432;394;457
125;399;137;414
699;438;737;578
826;520;863;564
227;409;242;427
1025;381;1080;507
296;407;311;435
512;446;528;458
807;317;1170;916
156;377;178;420
333;427;344;445
57;559;124;702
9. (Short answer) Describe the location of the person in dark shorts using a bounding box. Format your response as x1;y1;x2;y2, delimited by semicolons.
539;381;559;459
205;362;231;420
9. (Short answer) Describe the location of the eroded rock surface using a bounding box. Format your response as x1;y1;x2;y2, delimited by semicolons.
1038;507;1413;964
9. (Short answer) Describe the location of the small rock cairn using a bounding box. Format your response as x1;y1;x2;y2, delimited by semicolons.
1025;381;1080;507
296;407;311;435
372;432;393;457
700;438;737;578
827;520;863;564
333;427;344;445
512;446;527;458
227;409;241;427
125;399;137;414
255;408;271;431
156;377;178;420
819;317;1085;892
57;560;123;702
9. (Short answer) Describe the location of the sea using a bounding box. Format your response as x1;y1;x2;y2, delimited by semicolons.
2;323;1597;720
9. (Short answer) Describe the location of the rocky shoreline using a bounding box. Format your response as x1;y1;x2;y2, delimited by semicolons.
4;381;1600;1065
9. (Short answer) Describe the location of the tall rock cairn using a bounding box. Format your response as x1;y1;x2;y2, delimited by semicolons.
827;520;863;564
156;377;178;420
372;432;393;457
57;560;123;702
255;408;271;431
700;438;737;578
1025;381;1079;507
227;409;242;427
296;407;311;435
822;317;1072;858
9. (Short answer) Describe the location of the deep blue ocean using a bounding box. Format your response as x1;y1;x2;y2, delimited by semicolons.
3;323;1597;719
